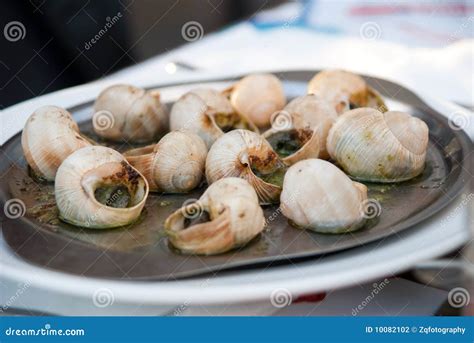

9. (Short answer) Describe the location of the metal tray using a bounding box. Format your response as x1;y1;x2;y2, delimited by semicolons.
0;71;471;280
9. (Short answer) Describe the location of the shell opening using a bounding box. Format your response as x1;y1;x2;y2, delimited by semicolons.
94;184;131;208
213;111;256;133
265;128;313;158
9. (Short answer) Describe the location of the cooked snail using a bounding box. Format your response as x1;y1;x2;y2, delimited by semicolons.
205;129;285;204
327;108;429;182
123;131;207;193
169;88;258;149
55;146;148;228
281;159;368;233
307;70;387;115
21;105;92;181
93;84;168;142
164;177;265;255
263;94;338;163
226;73;286;128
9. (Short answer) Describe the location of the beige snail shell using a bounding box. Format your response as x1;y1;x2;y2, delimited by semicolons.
263;94;338;163
55;146;148;229
123;131;207;193
21;105;92;181
164;177;265;255
205;129;285;204
93;84;168;142
281;159;368;233
227;73;286;128
169;88;258;149
327;108;429;182
307;69;387;115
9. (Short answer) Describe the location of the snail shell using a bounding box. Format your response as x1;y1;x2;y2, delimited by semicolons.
55;146;148;228
327;108;429;182
21;105;92;181
205;129;285;204
124;131;207;193
227;73;286;128
307;70;387;115
281;159;368;233
263;94;338;163
164;177;265;255
169;88;258;149
93;84;168;142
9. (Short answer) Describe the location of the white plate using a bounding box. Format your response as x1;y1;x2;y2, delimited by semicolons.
0;71;471;315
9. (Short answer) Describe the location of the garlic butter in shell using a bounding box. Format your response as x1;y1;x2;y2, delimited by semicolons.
124;131;207;193
206;129;285;204
93;84;168;142
327;108;429;183
308;70;387;115
21;105;92;181
55;146;148;229
169;88;258;149
227;73;286;128
281;159;368;233
164;177;265;255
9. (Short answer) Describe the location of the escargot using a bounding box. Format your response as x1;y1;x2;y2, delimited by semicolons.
205;129;285;204
93;84;168;142
169;88;258;149
226;73;286;128
55;146;148;228
263;94;338;163
327;108;429;182
21;105;93;181
164;177;265;255
307;69;387;115
281;159;368;233
123;131;207;193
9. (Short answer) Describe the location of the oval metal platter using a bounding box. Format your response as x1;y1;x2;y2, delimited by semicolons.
0;70;472;280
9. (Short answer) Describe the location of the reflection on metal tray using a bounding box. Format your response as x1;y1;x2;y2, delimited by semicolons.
0;71;471;280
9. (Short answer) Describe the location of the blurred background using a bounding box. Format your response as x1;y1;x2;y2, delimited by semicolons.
1;0;472;109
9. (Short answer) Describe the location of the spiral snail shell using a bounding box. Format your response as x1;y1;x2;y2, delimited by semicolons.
327;108;429;182
123;131;207;193
281;159;368;233
21;105;92;181
164;177;265;255
93;84;168;142
307;70;387;115
55;146;148;228
205;129;285;204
